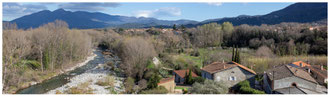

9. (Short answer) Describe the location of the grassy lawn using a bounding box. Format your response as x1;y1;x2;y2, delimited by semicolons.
169;48;255;68
175;86;189;90
173;53;203;68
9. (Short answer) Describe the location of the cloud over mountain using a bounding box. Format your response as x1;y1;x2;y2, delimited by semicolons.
3;3;47;20
58;3;121;12
134;7;181;18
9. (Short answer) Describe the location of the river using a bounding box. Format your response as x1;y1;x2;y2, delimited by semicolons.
16;48;123;94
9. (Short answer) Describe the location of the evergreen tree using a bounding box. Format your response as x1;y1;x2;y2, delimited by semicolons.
235;45;239;63
187;69;193;84
236;48;241;63
147;73;161;89
173;24;177;30
232;45;235;61
231;45;241;63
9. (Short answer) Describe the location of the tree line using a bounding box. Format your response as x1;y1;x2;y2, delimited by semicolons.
2;20;92;93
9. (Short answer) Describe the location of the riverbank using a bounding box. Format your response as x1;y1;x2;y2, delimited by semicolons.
47;63;125;94
13;49;97;94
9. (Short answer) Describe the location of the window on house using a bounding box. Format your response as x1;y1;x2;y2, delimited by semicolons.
229;76;236;81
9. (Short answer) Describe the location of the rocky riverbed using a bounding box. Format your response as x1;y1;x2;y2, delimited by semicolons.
47;63;125;94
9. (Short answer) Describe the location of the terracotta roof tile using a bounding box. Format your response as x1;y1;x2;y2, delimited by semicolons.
173;69;198;78
266;65;317;83
287;65;317;83
201;62;236;74
201;61;256;75
308;65;328;78
291;61;311;67
158;76;175;85
291;61;327;79
232;61;257;75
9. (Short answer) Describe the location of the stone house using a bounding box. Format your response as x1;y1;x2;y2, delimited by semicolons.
263;64;326;94
201;61;256;88
288;61;328;85
173;69;198;84
158;77;175;93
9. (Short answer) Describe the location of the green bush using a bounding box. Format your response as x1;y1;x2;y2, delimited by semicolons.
147;73;161;89
237;80;250;88
20;60;41;70
239;87;265;94
236;80;265;94
193;76;205;83
159;68;169;78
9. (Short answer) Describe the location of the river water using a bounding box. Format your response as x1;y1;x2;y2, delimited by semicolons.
16;48;114;94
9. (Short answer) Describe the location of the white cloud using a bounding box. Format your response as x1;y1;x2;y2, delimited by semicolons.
58;3;120;12
207;2;223;6
3;3;47;20
133;7;181;18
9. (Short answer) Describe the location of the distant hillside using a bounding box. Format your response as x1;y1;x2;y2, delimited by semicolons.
9;3;327;29
10;8;197;29
185;3;328;27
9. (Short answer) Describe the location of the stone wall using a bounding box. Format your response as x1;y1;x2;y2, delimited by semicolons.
274;76;318;90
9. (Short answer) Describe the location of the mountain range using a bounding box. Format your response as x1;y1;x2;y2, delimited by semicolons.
185;3;327;27
7;3;328;29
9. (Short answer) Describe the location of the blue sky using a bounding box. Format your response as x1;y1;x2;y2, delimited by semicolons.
3;2;294;21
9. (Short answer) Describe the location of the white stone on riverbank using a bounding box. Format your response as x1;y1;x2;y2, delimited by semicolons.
47;63;125;94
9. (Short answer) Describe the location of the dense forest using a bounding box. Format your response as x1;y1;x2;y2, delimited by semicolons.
2;20;327;93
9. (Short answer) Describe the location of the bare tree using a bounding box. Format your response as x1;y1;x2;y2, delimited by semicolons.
119;37;156;80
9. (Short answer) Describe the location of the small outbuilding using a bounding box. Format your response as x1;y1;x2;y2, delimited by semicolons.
173;69;198;84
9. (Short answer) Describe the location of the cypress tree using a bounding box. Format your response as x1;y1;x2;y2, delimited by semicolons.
235;45;238;62
188;69;193;84
173;24;177;30
237;48;240;63
232;45;235;61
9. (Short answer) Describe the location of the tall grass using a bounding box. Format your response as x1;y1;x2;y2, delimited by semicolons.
243;55;327;73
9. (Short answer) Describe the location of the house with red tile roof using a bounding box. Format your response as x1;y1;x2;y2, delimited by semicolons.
201;61;256;88
173;69;198;84
158;77;175;93
288;61;328;85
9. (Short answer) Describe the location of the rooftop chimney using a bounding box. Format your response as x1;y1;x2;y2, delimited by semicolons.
222;60;224;63
308;68;311;73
